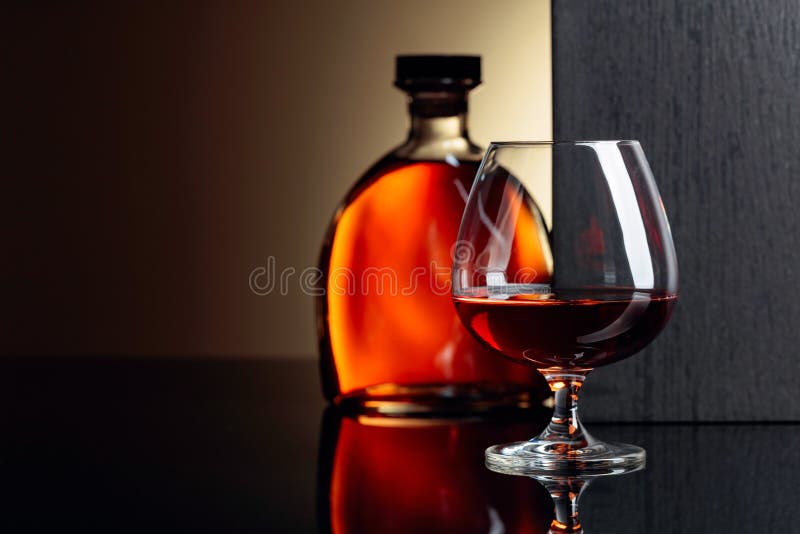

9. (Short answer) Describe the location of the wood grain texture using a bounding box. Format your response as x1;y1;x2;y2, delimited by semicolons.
553;0;800;421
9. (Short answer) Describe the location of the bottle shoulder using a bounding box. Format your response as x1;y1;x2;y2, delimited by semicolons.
391;137;485;162
318;138;484;257
344;144;482;207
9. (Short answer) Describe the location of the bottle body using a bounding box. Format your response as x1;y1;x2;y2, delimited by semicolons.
316;55;549;412
318;151;547;410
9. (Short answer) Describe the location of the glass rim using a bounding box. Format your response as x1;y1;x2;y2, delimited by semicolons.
488;140;640;147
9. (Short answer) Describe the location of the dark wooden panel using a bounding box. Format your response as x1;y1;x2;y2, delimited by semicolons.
553;0;800;421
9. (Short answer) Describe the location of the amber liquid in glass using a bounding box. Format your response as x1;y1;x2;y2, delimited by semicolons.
318;158;545;407
454;289;677;369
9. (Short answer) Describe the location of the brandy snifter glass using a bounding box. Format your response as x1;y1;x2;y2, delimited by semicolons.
452;141;678;474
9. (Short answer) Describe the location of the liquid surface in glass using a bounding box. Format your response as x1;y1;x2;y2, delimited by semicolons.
454;288;677;369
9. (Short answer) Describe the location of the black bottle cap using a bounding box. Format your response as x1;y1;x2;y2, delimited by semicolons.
394;55;481;90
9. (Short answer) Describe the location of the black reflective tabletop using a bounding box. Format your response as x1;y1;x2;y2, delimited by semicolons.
1;357;798;532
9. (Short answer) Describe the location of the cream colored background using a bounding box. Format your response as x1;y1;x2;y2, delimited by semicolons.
4;1;550;357
250;0;552;356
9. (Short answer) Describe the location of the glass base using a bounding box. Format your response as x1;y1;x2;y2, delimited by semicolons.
486;439;645;476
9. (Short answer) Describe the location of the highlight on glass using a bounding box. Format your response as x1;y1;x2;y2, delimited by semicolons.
452;140;678;473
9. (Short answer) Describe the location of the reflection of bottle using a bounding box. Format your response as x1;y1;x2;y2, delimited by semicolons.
316;408;552;533
317;55;548;411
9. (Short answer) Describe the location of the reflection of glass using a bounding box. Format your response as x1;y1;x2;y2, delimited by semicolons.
487;462;644;534
316;408;553;533
452;141;678;474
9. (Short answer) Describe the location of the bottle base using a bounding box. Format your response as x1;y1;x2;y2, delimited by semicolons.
334;382;543;417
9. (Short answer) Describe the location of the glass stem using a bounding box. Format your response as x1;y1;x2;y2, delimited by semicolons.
538;370;592;449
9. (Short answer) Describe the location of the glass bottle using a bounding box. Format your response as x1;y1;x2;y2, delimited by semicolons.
317;55;549;412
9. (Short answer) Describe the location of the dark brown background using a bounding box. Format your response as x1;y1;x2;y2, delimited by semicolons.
1;1;550;357
554;0;800;421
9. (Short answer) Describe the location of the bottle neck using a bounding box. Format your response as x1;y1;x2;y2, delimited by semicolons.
407;91;470;142
409;113;468;142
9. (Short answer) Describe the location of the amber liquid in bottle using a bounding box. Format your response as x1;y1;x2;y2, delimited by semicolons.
317;64;548;411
